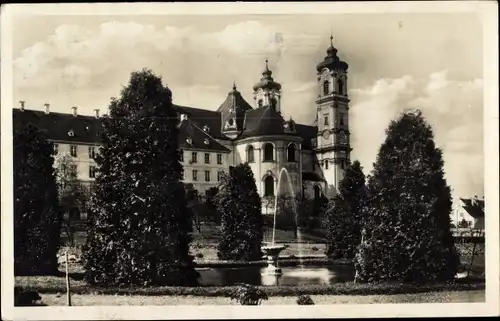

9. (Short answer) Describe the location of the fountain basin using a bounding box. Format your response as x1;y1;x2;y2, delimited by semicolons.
262;244;287;275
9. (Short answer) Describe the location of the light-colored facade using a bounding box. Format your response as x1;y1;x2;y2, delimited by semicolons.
14;37;352;215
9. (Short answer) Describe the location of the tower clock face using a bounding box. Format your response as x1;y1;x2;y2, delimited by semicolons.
322;130;330;139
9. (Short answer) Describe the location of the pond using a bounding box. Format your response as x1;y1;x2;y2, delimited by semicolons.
197;264;355;286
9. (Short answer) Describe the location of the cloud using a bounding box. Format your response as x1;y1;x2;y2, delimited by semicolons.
13;20;313;90
349;71;484;200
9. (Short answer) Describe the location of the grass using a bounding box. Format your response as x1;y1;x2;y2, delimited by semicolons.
35;289;485;306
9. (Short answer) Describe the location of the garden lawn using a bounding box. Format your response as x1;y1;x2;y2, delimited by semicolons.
38;290;485;306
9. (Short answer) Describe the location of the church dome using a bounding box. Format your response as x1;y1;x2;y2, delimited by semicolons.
316;35;349;72
253;59;282;92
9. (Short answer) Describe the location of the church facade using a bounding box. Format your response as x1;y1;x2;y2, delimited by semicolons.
13;38;352;215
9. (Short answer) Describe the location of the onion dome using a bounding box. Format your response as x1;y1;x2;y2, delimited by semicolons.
253;58;282;91
316;35;349;72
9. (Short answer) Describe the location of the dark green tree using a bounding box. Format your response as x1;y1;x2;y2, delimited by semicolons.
354;110;459;283
82;69;198;286
324;160;366;259
13;122;62;275
216;163;263;261
204;186;220;224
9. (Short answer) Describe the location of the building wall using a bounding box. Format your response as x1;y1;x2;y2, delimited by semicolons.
181;149;228;195
52;141;99;184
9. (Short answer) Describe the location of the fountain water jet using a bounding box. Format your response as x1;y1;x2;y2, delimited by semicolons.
261;167;297;276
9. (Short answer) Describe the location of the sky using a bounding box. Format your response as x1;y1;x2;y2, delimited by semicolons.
11;12;484;201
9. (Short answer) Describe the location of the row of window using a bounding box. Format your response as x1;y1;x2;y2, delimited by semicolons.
323;114;345;126
186;169;225;182
247;143;297;163
64;164;97;178
54;144;97;158
312;159;347;171
322;79;345;96
180;152;223;165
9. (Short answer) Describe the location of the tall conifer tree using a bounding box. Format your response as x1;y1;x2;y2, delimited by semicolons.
355;110;459;283
82;69;198;286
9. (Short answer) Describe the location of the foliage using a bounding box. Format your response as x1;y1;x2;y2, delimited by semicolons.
324;160;366;259
54;153;91;246
296;294;315;305
15;277;484;297
354;110;460;283
216;163;264;261
184;183;203;233
14;287;44;306
204;187;221;224
82;69;199;286
14;122;63;275
229;283;268;305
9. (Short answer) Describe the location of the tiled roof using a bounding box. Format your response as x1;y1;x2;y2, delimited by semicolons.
174;104;225;140
239;106;301;139
216;85;253;131
13;109;102;144
460;198;485;219
178;118;230;153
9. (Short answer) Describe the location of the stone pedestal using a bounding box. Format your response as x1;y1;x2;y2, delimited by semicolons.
262;244;286;276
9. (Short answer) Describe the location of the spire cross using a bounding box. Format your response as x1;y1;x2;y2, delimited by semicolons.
330;34;334;47
265;58;269;69
233;81;237;90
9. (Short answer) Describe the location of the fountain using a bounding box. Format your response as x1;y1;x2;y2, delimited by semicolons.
261;167;295;276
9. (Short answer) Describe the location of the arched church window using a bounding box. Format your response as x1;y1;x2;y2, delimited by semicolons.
287;144;296;162
264;176;275;197
247;145;255;163
314;185;321;200
324;116;329;126
263;143;274;162
338;79;344;95
325;160;329;170
323;80;330;96
339;113;344;126
258;99;263;108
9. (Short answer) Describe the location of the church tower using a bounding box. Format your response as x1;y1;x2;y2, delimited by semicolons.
314;35;351;196
253;58;282;112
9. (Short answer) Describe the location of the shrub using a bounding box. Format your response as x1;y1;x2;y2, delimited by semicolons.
216;164;263;261
324;160;366;260
297;294;315;305
82;69;198;286
229;283;268;305
13;121;63;276
14;287;44;306
355;110;460;283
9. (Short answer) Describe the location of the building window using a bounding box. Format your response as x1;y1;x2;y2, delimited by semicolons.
338;79;344;95
192;170;198;181
89;165;96;178
264;176;275;197
287;144;296;162
191;152;198;164
339;113;344;126
70;145;78;157
88;146;95;159
205;170;211;182
258;99;263;108
53;144;59;155
324;116;329;126
217;153;223;165
204;153;210;164
263;143;274;162
314;185;322;200
70;164;77;177
325;160;329;170
217;171;224;182
247;145;255;163
180;150;184;162
323;80;330;95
